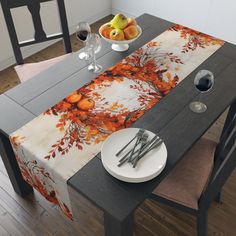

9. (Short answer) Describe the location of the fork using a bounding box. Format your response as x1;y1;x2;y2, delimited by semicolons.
115;129;145;157
127;129;145;162
131;133;149;167
118;134;159;167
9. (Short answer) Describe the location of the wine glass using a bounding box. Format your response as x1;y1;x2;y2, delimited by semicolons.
76;22;91;60
189;70;214;113
86;33;103;73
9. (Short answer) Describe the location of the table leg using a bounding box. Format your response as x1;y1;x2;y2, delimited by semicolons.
104;212;134;236
221;99;236;139
0;134;33;196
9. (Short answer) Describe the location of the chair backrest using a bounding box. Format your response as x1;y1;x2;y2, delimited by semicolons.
199;99;236;208
0;0;72;65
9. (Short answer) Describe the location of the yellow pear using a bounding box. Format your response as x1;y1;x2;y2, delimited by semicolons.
110;14;128;30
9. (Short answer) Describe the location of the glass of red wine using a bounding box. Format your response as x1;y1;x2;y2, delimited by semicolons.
76;22;91;60
189;70;214;113
86;33;103;73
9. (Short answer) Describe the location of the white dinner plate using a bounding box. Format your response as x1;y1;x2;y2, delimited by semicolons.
101;128;167;183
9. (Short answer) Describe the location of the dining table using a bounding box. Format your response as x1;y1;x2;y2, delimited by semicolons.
0;13;236;236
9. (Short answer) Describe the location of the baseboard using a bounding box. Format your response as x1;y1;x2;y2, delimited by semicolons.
0;8;111;71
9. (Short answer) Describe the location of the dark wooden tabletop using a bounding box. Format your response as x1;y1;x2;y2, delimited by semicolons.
68;62;236;222
1;13;236;223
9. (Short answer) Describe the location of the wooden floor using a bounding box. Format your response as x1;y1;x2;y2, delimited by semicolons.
0;15;236;236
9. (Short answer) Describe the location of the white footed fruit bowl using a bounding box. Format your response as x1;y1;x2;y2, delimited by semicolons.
99;25;142;52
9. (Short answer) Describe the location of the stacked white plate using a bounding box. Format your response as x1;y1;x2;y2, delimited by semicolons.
101;128;167;183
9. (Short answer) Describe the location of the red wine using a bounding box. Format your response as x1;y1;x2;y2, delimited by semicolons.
76;30;89;41
195;75;213;92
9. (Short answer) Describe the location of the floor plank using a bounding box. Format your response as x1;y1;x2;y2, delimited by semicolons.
0;15;236;235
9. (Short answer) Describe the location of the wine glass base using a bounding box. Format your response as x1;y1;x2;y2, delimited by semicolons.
78;52;91;60
111;43;129;52
189;102;207;113
88;64;103;73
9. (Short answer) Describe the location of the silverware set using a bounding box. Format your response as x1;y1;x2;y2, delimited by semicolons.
116;129;163;168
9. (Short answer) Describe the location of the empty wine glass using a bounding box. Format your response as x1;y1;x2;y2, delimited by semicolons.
189;70;214;113
87;33;102;73
76;22;91;60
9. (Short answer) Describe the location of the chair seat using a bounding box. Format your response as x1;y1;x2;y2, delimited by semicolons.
14;54;69;83
153;138;217;209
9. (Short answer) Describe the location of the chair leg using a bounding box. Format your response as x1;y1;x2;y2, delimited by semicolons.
197;210;208;236
214;192;222;204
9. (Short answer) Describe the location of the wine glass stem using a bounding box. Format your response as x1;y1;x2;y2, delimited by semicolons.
83;41;86;54
92;50;97;67
198;92;203;103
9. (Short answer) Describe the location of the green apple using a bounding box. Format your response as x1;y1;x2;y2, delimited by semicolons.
110;14;128;30
110;29;125;41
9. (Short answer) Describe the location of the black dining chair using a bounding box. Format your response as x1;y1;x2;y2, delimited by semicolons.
1;0;72;82
150;101;236;236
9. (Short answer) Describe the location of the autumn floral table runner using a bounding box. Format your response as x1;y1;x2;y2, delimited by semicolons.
10;24;224;219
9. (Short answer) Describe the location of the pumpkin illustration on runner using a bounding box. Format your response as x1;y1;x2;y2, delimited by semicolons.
66;92;82;103
77;98;95;110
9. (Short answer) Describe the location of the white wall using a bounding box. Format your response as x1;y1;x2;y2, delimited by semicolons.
0;0;111;71
112;0;236;45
